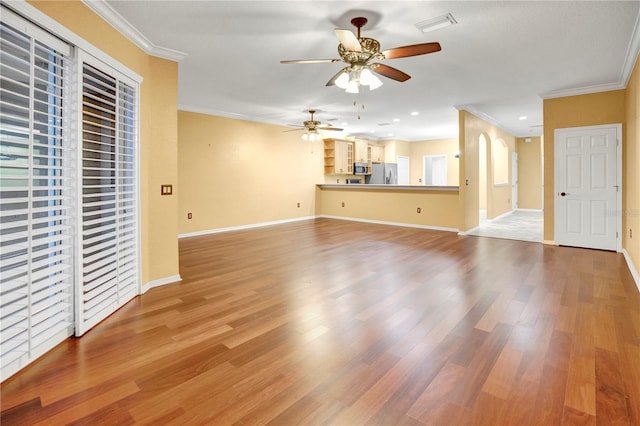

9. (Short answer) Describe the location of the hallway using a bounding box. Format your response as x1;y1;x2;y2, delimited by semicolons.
466;210;543;243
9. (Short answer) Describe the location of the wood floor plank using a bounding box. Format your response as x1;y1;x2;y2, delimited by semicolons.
1;218;639;425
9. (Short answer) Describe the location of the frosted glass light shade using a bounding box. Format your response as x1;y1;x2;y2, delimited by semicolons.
335;71;349;89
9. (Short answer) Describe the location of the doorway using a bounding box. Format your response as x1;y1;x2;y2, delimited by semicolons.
397;155;410;185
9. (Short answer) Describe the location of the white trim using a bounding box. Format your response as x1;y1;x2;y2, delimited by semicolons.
80;0;186;61
542;82;626;100
554;124;622;253
455;104;520;137
319;215;459;233
621;8;640;88
141;275;182;294
178;216;317;239
4;0;143;83
622;249;640;294
516;208;543;213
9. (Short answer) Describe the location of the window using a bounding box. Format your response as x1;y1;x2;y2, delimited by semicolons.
0;6;141;380
76;56;139;335
422;155;447;186
1;13;74;380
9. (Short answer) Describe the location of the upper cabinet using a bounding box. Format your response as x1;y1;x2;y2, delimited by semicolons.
370;144;385;163
324;139;353;174
354;139;369;163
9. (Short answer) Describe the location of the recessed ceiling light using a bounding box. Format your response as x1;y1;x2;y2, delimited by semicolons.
341;122;348;126
393;118;400;122
387;133;394;137
519;116;527;120
410;111;420;116
415;13;457;34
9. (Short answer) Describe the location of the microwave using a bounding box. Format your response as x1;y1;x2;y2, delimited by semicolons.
353;162;368;175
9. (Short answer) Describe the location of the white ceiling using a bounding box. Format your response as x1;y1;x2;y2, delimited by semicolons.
95;1;640;141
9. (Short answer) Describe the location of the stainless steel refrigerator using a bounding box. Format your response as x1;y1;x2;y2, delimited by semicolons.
366;163;398;184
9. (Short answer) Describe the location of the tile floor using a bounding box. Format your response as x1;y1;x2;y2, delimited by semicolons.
465;209;543;243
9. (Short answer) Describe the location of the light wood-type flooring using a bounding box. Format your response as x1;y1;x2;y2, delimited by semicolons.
2;218;640;425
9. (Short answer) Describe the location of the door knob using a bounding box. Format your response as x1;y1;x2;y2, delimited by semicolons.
560;192;568;196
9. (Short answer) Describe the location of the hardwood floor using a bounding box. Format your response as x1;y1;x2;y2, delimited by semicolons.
2;218;639;425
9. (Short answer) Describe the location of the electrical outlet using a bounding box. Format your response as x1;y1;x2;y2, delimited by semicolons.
341;202;345;207
187;212;192;219
297;202;300;208
630;229;633;238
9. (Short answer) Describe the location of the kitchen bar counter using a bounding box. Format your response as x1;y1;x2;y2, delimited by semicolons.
318;184;459;191
316;184;461;231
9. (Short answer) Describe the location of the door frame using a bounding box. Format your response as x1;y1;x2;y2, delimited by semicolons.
512;151;518;210
553;123;622;252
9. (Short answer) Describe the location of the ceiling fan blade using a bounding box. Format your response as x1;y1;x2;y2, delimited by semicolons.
371;63;411;82
335;29;361;52
283;128;303;133
319;126;343;131
281;59;341;64
381;42;441;59
326;66;350;86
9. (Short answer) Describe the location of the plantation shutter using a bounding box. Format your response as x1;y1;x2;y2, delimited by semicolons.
0;13;74;381
75;54;139;335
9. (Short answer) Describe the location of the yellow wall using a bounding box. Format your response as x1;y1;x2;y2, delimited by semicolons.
317;187;460;230
542;91;625;242
624;55;640;280
409;138;460;186
30;1;180;285
178;111;325;234
516;136;543;210
459;111;516;229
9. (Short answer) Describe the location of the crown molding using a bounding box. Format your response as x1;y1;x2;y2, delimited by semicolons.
621;8;640;87
455;104;520;137
81;0;186;62
541;81;627;100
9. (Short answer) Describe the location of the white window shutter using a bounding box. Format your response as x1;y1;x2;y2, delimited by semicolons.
75;55;140;335
0;15;74;381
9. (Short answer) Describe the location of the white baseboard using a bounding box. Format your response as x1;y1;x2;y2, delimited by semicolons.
319;215;459;233
516;208;543;212
178;216;317;239
622;249;640;294
141;274;182;293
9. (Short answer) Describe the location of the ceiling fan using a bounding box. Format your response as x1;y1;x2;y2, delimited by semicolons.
281;17;441;92
285;109;342;140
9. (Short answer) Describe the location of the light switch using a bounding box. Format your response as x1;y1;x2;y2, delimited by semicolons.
161;184;172;195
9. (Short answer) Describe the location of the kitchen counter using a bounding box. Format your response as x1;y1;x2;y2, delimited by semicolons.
316;184;461;231
318;184;459;191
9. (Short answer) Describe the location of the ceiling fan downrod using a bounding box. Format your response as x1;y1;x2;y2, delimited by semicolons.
350;17;368;39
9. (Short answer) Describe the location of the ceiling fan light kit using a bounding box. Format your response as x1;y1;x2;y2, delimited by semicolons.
280;16;441;93
285;110;343;141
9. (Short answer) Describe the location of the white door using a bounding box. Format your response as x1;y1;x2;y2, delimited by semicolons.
512;152;518;210
397;156;410;185
555;125;620;251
